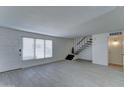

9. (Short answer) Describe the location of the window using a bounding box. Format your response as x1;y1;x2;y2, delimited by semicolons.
35;39;44;59
22;38;35;60
22;37;53;60
45;40;53;58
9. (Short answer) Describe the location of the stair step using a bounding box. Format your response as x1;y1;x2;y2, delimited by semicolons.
65;54;75;60
87;41;92;42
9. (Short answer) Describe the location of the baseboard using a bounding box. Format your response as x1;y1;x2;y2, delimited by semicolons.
0;68;22;73
21;59;65;69
75;58;92;62
0;59;65;73
109;63;123;67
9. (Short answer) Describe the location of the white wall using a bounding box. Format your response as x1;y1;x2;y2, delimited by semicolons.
78;46;92;61
0;27;73;72
92;33;109;66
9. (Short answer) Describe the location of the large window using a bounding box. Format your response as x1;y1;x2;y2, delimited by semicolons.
45;40;53;58
22;37;53;60
22;38;35;60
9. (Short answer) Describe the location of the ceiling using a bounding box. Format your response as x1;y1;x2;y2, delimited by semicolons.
0;6;123;38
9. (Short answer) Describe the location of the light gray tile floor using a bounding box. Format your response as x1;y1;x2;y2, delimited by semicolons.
0;60;124;87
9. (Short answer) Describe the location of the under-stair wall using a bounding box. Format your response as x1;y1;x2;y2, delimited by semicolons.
78;46;92;61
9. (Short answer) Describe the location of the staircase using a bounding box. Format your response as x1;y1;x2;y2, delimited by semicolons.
65;35;92;60
73;35;92;55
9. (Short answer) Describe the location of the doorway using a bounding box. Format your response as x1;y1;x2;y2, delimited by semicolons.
108;35;123;71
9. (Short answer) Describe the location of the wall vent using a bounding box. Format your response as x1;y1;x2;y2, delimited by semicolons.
109;32;122;36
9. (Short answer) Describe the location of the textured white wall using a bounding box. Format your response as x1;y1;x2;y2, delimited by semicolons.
0;27;73;72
